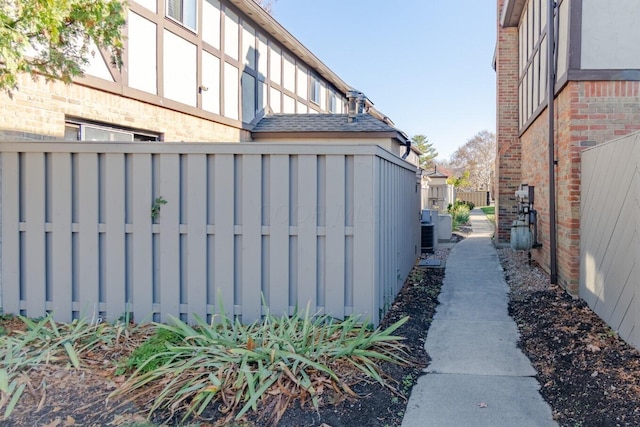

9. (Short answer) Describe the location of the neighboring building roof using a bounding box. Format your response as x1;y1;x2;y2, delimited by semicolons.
425;166;450;179
251;113;410;145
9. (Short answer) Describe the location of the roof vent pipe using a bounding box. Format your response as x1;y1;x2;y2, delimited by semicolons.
346;90;366;122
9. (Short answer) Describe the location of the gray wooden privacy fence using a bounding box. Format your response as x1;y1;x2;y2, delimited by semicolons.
456;191;490;208
581;132;640;349
0;142;420;326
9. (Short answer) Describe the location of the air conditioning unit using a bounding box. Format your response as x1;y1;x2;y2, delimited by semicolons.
421;223;435;253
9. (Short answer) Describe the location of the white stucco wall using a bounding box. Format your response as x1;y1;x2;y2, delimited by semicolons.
581;0;640;69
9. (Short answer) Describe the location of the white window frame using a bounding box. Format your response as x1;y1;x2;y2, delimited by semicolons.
166;0;197;31
310;75;321;105
65;121;160;141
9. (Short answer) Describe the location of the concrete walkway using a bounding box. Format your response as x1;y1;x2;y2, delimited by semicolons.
402;209;557;427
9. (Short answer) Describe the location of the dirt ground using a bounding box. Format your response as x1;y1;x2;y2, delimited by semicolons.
5;245;640;426
500;248;640;427
1;265;445;427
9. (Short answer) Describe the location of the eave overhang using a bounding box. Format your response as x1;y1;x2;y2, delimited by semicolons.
501;0;526;27
228;0;352;95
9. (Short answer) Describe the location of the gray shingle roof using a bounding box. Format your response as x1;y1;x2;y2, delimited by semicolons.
251;113;405;136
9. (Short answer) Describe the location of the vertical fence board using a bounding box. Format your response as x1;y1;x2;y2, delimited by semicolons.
325;155;345;318
132;154;153;323
1;152;20;315
241;155;262;322
50;153;73;321
77;153;99;318
105;154;126;321
296;155;317;311
353;155;376;323
269;155;290;316
214;154;235;316
159;154;181;323
186;154;208;322
25;153;46;317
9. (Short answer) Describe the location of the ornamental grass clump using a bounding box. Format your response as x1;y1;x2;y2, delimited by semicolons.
111;307;410;425
0;314;135;420
448;201;471;230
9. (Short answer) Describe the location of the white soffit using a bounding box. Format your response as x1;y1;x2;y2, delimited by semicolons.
501;0;527;27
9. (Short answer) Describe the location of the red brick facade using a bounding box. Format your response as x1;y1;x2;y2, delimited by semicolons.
519;81;640;293
496;0;640;293
495;2;521;242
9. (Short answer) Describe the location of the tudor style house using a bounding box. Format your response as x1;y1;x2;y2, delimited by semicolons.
0;0;421;327
0;0;409;158
495;0;640;293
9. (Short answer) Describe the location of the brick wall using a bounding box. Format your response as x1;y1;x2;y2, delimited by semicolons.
0;75;246;142
520;80;640;293
495;0;521;242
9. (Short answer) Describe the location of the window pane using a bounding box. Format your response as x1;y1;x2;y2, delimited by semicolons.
64;124;80;140
310;77;320;104
83;125;134;141
184;0;196;30
167;0;182;21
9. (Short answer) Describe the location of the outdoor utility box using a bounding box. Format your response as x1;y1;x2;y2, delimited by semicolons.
421;223;435;253
421;209;436;253
510;220;533;250
437;214;452;241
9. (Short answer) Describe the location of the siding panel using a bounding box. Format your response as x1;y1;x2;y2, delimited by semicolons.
581;132;640;349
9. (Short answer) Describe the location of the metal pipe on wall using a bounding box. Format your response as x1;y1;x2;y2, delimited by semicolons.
547;0;558;284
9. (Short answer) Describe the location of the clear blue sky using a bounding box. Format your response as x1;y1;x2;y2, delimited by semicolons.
271;0;497;161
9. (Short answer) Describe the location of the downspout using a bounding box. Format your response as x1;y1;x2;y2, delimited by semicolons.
547;0;558;284
402;141;411;159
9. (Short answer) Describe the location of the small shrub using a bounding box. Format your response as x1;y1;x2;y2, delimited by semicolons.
111;308;410;425
118;328;183;375
448;201;471;230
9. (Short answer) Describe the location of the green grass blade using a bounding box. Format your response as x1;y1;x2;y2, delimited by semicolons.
3;382;25;419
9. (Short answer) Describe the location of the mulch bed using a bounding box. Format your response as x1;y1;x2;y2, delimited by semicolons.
505;257;640;426
7;245;640;427
274;268;444;427
1;267;445;427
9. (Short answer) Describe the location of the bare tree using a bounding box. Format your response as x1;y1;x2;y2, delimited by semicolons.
448;130;496;192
